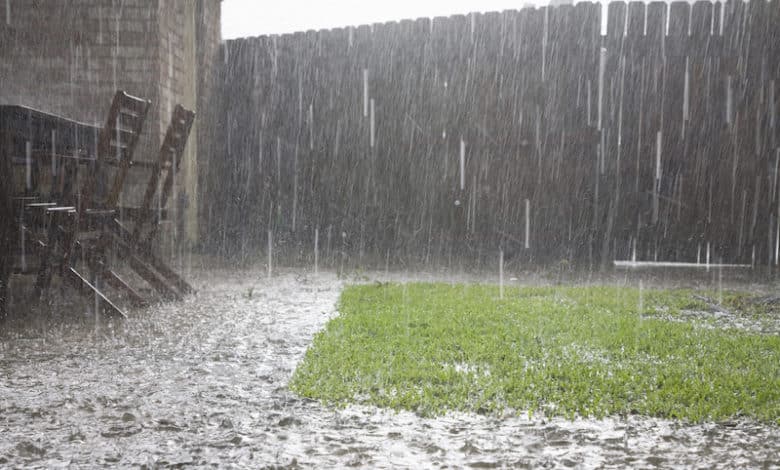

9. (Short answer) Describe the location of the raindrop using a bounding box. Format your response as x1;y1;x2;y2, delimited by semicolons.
542;8;548;81
326;225;332;262
267;230;273;279
258;130;264;170
638;280;644;313
726;75;733;125
600;2;608;36
442;129;448;177
314;227;319;274
298;74;303;122
775;216;779;266
167;32;174;79
272;36;278;75
770;214;776;267
308;103;314;150
499;248;504;300
459;138;466;191
655;131;663;182
116;115;122;161
535;105;541;155
94;278;100;332
664;3;670;36
587;79;592;125
370;98;375;148
292;146;298;232
470;12;476;43
98;5;103;44
600;130;606;175
598;47;606;130
334;119;341;157
51;129;57;177
623;5;629;36
682;57;690;132
653;131;662;223
769;81;776;133
25;141;32;190
19;208;26;273
276;136;281;190
113;10;120;90
227;112;232;155
363;68;369;117
524;198;530;250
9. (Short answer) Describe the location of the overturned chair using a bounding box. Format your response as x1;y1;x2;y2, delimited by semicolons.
8;90;196;318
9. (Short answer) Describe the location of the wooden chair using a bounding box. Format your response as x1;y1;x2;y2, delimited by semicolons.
32;90;151;317
8;92;197;319
117;104;196;297
80;101;197;305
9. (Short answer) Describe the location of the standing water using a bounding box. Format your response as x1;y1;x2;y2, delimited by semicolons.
3;0;780;467
1;269;778;467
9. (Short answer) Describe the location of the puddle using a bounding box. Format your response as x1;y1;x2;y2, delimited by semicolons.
0;268;778;467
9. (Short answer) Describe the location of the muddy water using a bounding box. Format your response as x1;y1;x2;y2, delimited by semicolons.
1;269;779;468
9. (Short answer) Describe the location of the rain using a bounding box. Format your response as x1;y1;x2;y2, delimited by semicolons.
1;0;780;467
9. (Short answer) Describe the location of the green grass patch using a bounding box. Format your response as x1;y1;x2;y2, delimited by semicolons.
290;283;780;424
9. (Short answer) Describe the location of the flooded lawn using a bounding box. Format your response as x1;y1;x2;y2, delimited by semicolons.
1;269;779;468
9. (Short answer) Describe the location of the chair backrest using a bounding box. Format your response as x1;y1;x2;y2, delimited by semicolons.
157;105;196;211
133;104;195;247
79;90;150;213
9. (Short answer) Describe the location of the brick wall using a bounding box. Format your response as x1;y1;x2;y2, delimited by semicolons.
195;0;221;245
0;0;222;245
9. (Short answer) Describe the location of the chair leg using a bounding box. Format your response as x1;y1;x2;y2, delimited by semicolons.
0;254;9;320
32;211;59;300
100;269;148;308
63;266;126;319
111;220;184;300
141;250;195;295
126;251;182;302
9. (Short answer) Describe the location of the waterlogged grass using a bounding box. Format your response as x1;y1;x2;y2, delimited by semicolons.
290;284;780;424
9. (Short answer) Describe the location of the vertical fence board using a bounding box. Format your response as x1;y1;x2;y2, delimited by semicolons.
207;1;773;269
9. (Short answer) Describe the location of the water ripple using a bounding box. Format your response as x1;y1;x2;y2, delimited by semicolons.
0;268;778;468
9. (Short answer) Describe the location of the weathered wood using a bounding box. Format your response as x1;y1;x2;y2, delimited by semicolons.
125;252;182;302
135;105;196;249
1;92;193;319
100;270;148;308
78;91;150;215
210;0;776;268
0;122;11;319
113;220;193;297
64;266;126;319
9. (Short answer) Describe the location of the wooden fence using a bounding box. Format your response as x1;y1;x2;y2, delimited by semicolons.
204;0;780;270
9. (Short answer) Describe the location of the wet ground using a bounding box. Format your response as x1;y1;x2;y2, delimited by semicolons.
1;267;779;468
